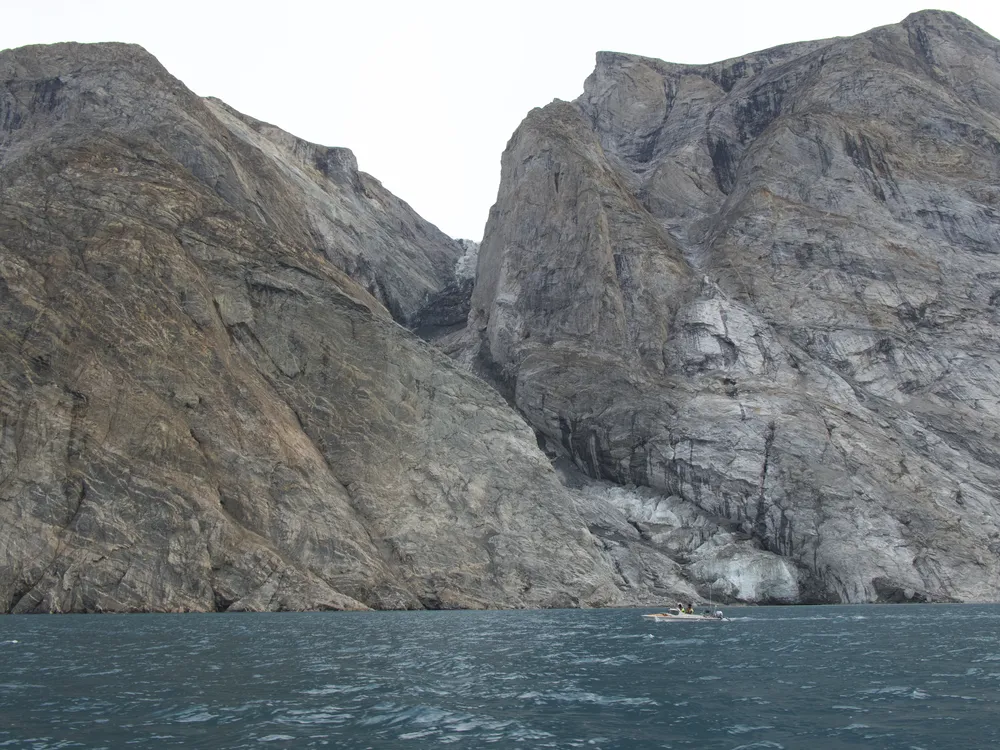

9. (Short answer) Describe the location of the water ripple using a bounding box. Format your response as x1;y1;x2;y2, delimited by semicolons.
1;605;999;748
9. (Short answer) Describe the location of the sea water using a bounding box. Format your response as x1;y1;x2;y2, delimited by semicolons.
2;604;999;749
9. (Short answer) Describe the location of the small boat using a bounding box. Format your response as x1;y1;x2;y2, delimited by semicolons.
643;607;730;622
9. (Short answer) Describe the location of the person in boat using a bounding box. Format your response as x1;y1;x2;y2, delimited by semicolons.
685;603;694;614
714;610;724;619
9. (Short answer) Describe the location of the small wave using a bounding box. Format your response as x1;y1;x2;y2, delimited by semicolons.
727;724;775;735
607;633;658;640
404;712;519;742
358;704;451;728
733;696;772;706
657;638;706;646
518;690;657;707
398;729;435;740
488;672;529;682
570;655;638;666
504;728;556;742
300;682;380;696
175;710;217;723
276;709;353;726
736;614;867;622
859;686;930;700
258;735;295;743
355;701;517;737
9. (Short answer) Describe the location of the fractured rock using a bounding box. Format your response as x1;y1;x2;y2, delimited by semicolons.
468;10;1000;603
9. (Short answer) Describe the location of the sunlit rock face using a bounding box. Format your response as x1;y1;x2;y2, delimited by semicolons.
468;10;1000;603
0;43;626;612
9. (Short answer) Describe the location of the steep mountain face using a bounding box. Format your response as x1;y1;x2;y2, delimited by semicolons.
0;43;625;612
0;44;463;327
469;10;1000;603
6;11;1000;613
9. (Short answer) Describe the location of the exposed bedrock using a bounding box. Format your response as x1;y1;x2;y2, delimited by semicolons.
0;43;624;612
5;11;1000;611
468;10;1000;603
0;43;464;327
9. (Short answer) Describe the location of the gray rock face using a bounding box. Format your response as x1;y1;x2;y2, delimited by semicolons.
411;240;480;340
6;11;1000;613
0;43;463;327
469;10;1000;603
0;43;625;612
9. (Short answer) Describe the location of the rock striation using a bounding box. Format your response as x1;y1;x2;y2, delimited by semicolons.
5;11;1000;612
0;43;625;612
467;10;1000;603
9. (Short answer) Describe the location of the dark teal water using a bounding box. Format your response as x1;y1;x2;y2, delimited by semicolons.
2;605;1000;749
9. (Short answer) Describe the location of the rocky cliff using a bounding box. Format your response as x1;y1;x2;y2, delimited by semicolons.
0;43;626;612
5;11;1000;613
467;10;1000;603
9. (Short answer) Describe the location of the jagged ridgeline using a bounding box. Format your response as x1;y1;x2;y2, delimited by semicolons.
2;10;1000;613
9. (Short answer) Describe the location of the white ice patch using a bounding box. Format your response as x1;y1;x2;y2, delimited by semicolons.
454;239;480;281
574;477;801;602
576;483;683;525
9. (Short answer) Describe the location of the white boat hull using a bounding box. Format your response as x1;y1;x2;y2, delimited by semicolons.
642;612;730;623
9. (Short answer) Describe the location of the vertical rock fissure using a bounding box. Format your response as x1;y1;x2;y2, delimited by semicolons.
753;420;777;546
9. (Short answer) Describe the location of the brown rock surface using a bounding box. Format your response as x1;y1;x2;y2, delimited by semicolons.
0;42;622;612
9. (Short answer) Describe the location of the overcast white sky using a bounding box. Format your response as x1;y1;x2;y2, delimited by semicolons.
2;1;998;240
